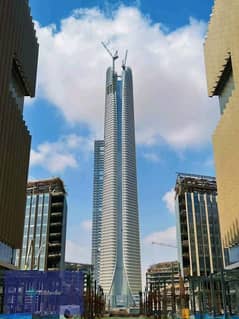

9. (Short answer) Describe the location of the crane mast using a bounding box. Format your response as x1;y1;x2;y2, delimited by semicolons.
101;41;119;73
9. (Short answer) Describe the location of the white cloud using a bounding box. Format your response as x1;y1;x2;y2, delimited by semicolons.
65;239;91;263
66;221;92;263
30;134;93;173
81;220;92;231
143;226;177;247
34;7;219;150
141;226;177;288
162;188;175;214
142;152;160;163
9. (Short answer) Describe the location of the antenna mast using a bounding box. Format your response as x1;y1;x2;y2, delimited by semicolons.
101;41;119;73
122;50;128;70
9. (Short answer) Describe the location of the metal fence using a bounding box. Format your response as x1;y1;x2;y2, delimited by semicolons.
140;269;239;319
189;269;239;317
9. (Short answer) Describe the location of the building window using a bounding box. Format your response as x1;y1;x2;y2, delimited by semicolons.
9;60;25;113
216;58;234;114
219;72;234;114
38;194;43;206
228;245;239;265
26;197;31;207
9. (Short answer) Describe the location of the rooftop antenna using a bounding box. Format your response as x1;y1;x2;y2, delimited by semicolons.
122;50;128;70
101;41;119;73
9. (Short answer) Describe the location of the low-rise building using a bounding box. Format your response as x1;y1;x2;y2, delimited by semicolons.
146;261;180;290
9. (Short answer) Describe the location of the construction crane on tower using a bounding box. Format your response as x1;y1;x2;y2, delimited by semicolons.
122;50;128;70
152;241;177;248
101;41;119;72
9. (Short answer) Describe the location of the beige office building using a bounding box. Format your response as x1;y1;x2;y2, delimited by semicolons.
204;0;239;267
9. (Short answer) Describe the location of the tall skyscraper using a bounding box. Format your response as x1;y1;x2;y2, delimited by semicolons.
0;0;38;270
16;178;67;271
175;173;223;277
97;51;142;308
204;0;239;268
92;140;104;285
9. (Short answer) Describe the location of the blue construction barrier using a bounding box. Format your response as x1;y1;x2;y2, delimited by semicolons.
2;271;84;316
192;314;239;319
0;314;32;319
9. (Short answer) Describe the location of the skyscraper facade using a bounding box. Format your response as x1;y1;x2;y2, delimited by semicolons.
175;173;223;277
99;64;142;308
16;178;67;271
0;0;38;269
204;0;239;268
92;140;104;285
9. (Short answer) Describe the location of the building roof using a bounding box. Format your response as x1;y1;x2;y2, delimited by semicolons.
27;177;66;194
147;261;179;273
175;172;217;195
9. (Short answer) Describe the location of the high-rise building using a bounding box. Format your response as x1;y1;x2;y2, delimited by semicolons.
99;58;142;308
175;173;223;277
0;0;38;269
16;178;67;271
204;0;239;268
92;140;104;285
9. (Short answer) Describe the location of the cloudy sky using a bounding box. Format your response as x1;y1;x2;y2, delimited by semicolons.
27;0;217;283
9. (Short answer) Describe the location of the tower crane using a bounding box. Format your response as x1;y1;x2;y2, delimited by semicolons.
101;41;119;72
151;241;177;248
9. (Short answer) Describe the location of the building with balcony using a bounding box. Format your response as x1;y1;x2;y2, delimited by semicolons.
0;0;38;270
204;0;239;268
16;178;67;271
175;173;223;277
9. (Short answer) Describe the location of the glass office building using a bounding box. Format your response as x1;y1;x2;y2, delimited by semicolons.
99;63;142;308
16;178;67;271
91;140;104;285
175;173;223;277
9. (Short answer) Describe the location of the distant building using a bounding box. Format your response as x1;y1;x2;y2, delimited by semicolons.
204;0;239;268
65;262;92;274
146;261;180;290
16;178;67;271
0;0;38;270
65;262;93;292
175;173;223;277
145;261;188;313
91;140;104;285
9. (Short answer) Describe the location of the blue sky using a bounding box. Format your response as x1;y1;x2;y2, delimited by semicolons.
27;0;217;279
